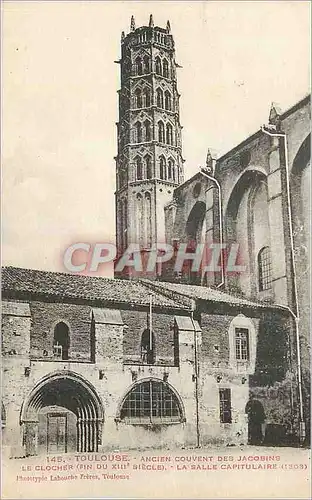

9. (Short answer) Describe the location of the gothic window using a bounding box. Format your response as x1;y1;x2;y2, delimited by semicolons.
168;158;174;180
145;156;153;179
158;121;165;143
258;246;272;291
135;56;143;76
135;122;142;143
235;328;249;361
219;388;232;423
143;55;150;74
163;59;169;78
155;56;162;75
156;88;164;108
160;156;166;180
119;379;183;424
141;329;155;364
164;90;171;110
145;192;152;247
1;403;6;429
144;120;151;141
166;123;173;145
135;88;142;108
143;88;151;107
136;157;143;180
53;322;69;360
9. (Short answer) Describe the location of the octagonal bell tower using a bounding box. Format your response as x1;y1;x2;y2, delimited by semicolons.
115;15;184;270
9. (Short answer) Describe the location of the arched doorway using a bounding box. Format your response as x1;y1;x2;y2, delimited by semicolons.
21;371;104;456
245;399;265;445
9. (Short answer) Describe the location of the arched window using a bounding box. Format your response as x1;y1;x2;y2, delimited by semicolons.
119;379;183;423
136;157;143;180
144;120;151;142
1;403;6;429
143;88;151;107
163;59;169;78
258;246;272;291
156;88;163;108
155;56;162;75
164;90;171;110
135;88;142;108
166;123;173;145
135;56;142;76
143;55;150;74
146;156;153;179
168;159;174;180
160;156;166;180
145;192;152;247
158;121;165;143
53;322;70;360
135;122;142;143
141;329;155;364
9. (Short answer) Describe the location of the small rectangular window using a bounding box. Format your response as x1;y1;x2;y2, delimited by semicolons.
219;388;232;423
235;328;249;361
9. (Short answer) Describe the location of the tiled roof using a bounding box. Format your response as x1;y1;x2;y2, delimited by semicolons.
1;267;189;310
143;280;278;310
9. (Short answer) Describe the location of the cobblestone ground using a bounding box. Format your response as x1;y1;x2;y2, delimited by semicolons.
2;445;311;499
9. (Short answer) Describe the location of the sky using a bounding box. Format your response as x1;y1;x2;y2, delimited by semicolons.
2;1;310;275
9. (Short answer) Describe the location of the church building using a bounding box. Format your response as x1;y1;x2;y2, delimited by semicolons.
2;16;310;457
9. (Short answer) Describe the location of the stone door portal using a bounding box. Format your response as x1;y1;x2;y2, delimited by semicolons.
47;413;67;454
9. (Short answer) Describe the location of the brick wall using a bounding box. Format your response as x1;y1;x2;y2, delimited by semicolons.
30;301;92;362
121;309;176;365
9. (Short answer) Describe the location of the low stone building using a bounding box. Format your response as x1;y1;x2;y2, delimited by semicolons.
2;266;291;457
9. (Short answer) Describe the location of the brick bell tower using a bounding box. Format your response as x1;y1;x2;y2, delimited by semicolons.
115;15;184;275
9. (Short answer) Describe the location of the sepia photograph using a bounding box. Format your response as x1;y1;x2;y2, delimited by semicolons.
1;1;311;498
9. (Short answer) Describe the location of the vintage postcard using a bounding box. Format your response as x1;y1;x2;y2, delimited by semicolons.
1;1;311;498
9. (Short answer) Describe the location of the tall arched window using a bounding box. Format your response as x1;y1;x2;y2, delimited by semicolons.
144;120;151;141
141;329;155;364
156;88;164;108
166;123;173;145
258;246;272;291
145;156;152;179
168;158;174;180
135;56;142;75
135;88;142;108
158;121;165;143
164;90;171;110
155;56;162;75
143;88;151;107
160;156;166;180
137;193;144;245
145;192;152;247
135;122;142;143
2;403;6;429
143;55;150;74
163;59;169;78
53;322;70;360
136;157;143;180
119;379;184;424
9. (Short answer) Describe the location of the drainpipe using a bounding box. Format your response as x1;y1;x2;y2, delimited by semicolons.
190;308;200;448
260;125;305;445
200;168;225;289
